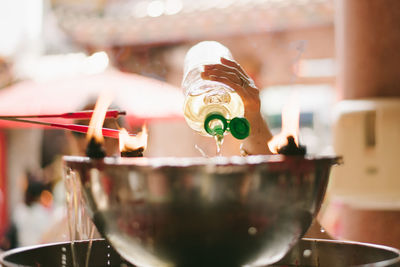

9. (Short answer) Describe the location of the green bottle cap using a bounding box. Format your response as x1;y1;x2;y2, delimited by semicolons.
229;117;250;139
204;113;228;136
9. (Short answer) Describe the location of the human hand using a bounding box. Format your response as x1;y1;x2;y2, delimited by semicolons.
201;57;273;155
201;57;260;118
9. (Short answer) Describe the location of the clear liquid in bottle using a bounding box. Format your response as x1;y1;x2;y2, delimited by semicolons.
183;79;245;136
182;41;248;140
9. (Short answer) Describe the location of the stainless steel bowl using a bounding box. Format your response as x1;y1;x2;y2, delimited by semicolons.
2;238;399;267
63;155;339;267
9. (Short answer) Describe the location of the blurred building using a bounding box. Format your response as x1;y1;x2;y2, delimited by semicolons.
0;0;338;246
52;0;336;155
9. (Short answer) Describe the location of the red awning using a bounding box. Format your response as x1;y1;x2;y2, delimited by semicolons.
0;70;184;128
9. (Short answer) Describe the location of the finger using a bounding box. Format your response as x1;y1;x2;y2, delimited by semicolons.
220;57;248;78
204;75;247;100
205;62;241;75
202;69;258;95
202;68;242;85
204;63;244;79
202;58;259;86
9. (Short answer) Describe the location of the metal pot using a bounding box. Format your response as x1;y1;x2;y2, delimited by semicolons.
2;238;399;267
63;155;339;266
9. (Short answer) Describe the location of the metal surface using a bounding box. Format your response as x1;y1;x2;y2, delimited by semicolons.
2;238;399;267
1;239;133;267
63;155;339;267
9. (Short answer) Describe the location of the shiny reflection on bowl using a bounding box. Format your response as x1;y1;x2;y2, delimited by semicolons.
63;155;339;267
2;238;399;267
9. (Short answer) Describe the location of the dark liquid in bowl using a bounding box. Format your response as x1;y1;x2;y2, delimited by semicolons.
93;203;312;267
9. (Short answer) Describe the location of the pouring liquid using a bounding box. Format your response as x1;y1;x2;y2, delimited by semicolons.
195;135;224;157
215;134;224;156
65;168;99;267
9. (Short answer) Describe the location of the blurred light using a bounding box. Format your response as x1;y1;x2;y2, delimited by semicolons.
132;1;149;18
216;0;233;9
0;0;43;56
21;52;109;81
147;0;165;17
260;84;334;115
84;51;109;74
26;0;43;41
165;0;183;15
91;169;109;210
40;190;53;208
298;58;335;78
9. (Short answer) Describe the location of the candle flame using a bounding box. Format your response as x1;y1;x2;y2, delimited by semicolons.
87;91;113;142
268;93;300;154
119;125;148;153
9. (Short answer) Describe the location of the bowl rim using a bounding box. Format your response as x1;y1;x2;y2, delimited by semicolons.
300;238;400;266
1;238;398;267
63;154;341;168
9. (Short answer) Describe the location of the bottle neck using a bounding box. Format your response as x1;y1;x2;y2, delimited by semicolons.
204;113;228;137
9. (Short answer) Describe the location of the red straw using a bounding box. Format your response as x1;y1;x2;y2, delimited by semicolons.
0;117;133;139
50;122;123;139
0;110;126;120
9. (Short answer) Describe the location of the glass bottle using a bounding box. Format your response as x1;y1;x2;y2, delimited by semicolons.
182;41;250;140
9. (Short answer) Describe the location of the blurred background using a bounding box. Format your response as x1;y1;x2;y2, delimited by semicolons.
0;0;399;253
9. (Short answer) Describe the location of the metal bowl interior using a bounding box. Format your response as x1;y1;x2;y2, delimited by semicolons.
2;238;399;267
63;155;339;267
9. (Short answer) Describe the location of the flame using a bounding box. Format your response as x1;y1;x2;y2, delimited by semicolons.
119;125;148;153
87;91;113;142
267;93;300;154
40;190;53;208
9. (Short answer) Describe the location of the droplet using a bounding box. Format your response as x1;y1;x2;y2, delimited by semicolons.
195;144;209;157
215;134;224;156
248;227;257;235
303;249;312;258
